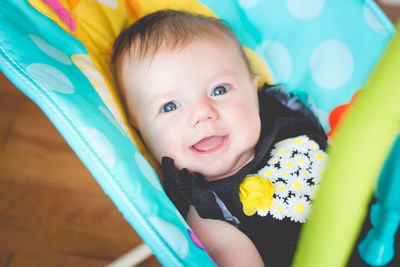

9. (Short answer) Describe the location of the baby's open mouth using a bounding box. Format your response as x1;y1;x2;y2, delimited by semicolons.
190;135;229;154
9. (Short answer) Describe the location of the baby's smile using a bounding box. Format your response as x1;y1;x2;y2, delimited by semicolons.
190;135;229;154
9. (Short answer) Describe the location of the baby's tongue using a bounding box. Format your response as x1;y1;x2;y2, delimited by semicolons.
192;136;224;151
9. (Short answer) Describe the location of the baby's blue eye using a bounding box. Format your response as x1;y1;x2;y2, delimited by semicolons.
161;101;181;113
211;85;231;96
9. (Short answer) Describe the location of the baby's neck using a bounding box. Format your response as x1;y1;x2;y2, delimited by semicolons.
203;152;256;182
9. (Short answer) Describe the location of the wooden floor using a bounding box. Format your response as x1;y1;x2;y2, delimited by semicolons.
0;3;398;267
0;73;161;266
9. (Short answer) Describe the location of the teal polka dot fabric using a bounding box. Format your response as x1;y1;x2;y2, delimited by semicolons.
0;0;394;266
201;0;394;131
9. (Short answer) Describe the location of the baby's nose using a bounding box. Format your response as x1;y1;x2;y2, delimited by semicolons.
190;100;218;127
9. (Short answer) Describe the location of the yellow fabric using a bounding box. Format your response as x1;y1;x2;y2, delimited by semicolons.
66;0;80;11
136;0;214;17
244;47;273;87
28;0;159;172
28;0;273;174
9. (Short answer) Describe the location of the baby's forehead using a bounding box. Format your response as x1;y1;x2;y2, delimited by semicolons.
123;36;248;79
131;31;237;59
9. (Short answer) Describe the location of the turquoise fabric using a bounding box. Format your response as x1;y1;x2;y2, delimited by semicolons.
0;1;214;266
200;0;394;130
0;0;394;266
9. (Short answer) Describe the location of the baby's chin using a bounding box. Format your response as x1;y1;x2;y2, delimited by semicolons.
170;160;234;181
203;171;235;181
169;148;256;181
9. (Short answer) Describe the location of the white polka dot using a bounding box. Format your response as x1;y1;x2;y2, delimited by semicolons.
29;34;72;65
286;0;325;20
71;54;108;90
256;41;292;83
104;102;122;119
363;5;388;35
80;126;116;168
238;0;260;9
134;153;162;191
94;85;113;100
310;40;354;89
98;105;125;135
26;63;74;94
91;0;118;9
72;54;93;68
149;216;189;259
82;69;106;85
119;122;129;133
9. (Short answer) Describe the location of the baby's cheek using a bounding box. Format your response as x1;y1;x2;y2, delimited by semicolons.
235;104;259;126
234;105;261;143
139;126;169;164
155;131;183;164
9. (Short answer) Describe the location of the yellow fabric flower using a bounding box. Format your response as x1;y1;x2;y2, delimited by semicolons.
239;175;275;216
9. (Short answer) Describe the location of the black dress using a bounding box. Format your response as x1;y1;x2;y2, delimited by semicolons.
162;84;328;266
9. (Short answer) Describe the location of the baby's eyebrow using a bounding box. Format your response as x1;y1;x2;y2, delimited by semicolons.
148;90;177;106
206;71;239;84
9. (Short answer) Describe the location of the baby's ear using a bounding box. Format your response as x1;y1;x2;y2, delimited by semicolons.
252;75;260;91
123;107;137;128
128;115;138;128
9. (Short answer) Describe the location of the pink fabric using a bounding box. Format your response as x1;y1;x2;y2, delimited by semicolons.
42;0;76;32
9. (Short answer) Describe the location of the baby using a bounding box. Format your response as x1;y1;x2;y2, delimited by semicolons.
112;10;327;267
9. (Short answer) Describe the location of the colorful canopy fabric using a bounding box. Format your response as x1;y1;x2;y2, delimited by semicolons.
0;1;394;266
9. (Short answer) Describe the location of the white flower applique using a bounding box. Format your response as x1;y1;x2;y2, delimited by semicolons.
247;135;328;223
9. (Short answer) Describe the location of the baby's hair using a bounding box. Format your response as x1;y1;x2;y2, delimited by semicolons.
112;9;252;74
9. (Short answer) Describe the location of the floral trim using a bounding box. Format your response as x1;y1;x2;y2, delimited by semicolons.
239;135;327;223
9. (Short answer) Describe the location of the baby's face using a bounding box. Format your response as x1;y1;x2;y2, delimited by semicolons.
118;37;261;181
